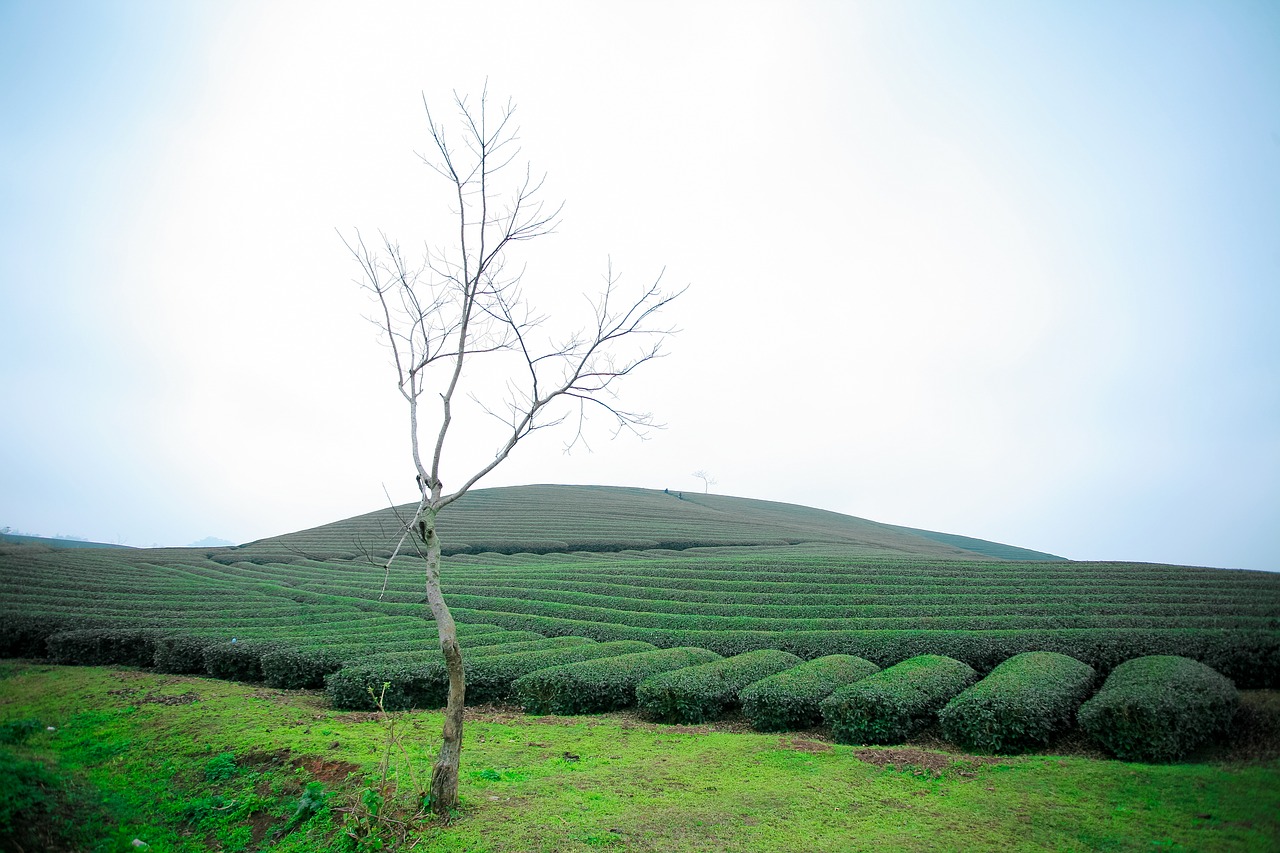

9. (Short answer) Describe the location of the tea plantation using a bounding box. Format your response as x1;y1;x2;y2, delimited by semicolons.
2;485;1278;747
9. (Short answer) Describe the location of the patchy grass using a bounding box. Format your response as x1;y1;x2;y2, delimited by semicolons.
0;662;1277;851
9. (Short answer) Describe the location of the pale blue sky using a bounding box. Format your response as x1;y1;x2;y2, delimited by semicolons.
2;1;1277;571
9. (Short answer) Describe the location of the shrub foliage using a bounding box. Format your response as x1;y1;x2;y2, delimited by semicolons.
938;651;1096;753
740;654;880;732
513;646;723;715
153;634;220;674
261;647;347;689
821;654;978;744
1077;655;1239;762
202;639;284;682
636;648;803;724
325;640;654;711
0;614;77;658
46;628;157;667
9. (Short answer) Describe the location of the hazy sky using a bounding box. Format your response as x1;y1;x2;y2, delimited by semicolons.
2;1;1278;570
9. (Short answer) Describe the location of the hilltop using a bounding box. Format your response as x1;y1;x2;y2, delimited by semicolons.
241;484;1064;562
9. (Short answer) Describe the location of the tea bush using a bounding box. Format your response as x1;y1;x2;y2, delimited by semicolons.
821;654;978;744
46;628;158;667
261;647;347;689
740;654;880;732
325;639;653;710
202;639;284;682
636;648;803;724
1077;655;1238;762
0;614;77;658
938;651;1096;753
153;634;220;674
514;646;722;715
466;640;656;705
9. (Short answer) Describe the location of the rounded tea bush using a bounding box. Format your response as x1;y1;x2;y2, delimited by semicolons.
740;654;880;732
938;651;1096;753
154;634;220;674
1077;655;1238;762
261;647;347;689
202;639;284;682
46;628;158;668
820;654;978;745
514;646;722;715
636;648;803;724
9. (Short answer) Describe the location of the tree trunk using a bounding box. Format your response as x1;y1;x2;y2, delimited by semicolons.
421;508;464;816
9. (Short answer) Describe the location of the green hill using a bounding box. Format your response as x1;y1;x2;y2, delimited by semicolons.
4;483;1276;692
242;484;1063;561
0;532;130;550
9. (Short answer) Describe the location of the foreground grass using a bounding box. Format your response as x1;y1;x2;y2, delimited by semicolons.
1;663;1277;852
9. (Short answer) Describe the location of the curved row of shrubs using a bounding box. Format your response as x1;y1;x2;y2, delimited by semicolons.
821;655;979;745
446;608;1280;687
10;620;543;692
513;646;724;715
497;647;1238;763
1077;655;1239;762
938;651;1097;752
324;640;657;711
8;615;1243;762
635;649;803;724
740;654;881;732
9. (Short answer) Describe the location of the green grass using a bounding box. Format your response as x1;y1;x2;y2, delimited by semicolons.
2;662;1278;852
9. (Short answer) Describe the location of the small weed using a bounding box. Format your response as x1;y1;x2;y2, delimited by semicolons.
181;793;236;828
0;717;42;744
0;749;60;830
581;829;624;847
204;751;240;782
272;778;330;841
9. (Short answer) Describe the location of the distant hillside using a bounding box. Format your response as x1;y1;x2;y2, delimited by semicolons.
241;484;1064;562
0;532;130;550
882;525;1062;561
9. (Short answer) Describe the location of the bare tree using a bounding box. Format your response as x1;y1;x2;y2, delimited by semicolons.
343;87;682;816
692;469;718;493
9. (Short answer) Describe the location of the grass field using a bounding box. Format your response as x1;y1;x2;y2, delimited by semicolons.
2;663;1278;852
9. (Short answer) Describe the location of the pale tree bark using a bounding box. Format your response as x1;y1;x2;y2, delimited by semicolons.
343;85;682;817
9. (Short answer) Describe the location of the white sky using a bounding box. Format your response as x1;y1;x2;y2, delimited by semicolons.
2;1;1278;570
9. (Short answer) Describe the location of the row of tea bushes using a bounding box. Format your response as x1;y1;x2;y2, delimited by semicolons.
635;649;803;723
24;621;556;694
446;609;1280;688
740;654;881;732
513;646;724;715
16;617;1245;762
323;640;657;711
499;645;1238;763
813;652;1237;762
821;655;979;744
938;651;1097;753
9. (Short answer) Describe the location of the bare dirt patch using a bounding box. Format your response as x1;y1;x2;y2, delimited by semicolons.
105;687;201;706
296;755;362;784
465;704;531;725
247;810;278;846
779;737;833;754
849;746;1005;778
241;748;293;771
238;745;361;784
333;711;381;724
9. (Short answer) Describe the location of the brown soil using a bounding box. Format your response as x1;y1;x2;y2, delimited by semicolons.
297;755;362;783
848;746;1004;778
